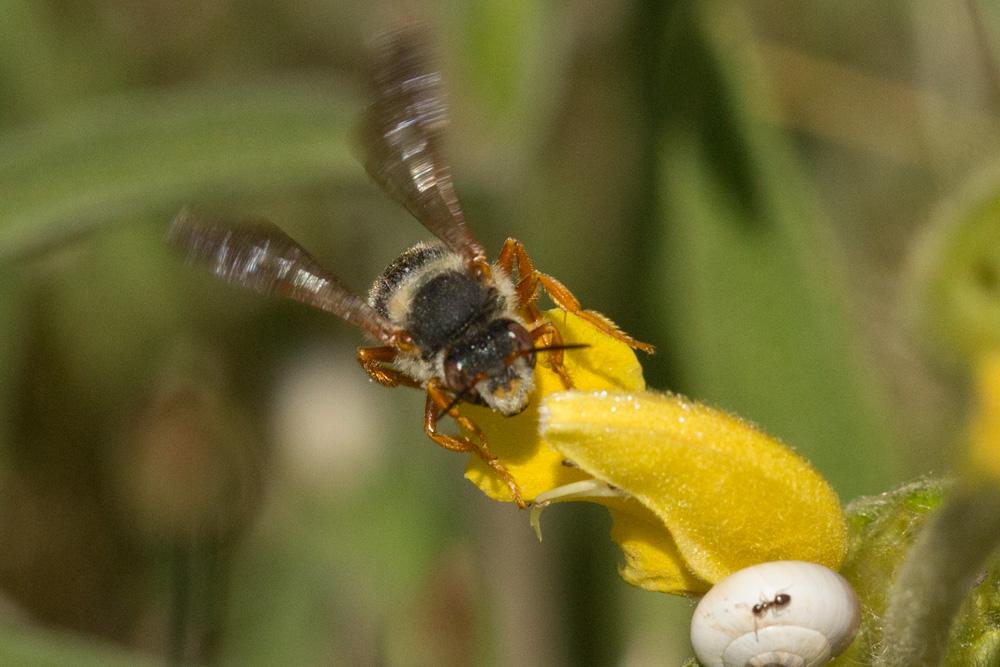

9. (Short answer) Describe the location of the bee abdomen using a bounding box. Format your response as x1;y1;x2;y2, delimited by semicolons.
368;242;449;318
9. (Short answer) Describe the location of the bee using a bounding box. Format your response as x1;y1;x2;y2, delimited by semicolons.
168;27;653;508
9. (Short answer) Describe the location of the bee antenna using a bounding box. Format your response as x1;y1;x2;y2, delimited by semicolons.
504;343;590;366
532;343;590;353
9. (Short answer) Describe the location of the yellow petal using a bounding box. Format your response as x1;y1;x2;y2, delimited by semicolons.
540;390;847;586
530;480;708;594
604;497;710;594
463;309;645;501
969;351;1000;480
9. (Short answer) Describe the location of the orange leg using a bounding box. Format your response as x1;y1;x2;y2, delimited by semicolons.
424;380;527;509
535;273;655;354
498;238;654;354
356;346;421;388
498;238;541;309
513;240;539;305
496;237;517;276
529;321;574;389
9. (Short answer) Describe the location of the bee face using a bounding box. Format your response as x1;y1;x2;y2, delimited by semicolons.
443;319;536;415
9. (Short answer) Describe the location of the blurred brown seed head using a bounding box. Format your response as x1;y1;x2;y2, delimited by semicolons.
116;345;262;542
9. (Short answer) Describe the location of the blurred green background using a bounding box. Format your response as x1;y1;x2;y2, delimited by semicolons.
1;1;997;665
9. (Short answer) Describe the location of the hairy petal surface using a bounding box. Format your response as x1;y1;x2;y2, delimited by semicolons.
541;390;847;590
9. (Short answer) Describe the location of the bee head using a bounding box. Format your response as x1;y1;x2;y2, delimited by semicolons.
443;319;536;415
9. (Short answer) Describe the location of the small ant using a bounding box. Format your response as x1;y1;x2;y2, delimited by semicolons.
752;592;791;617
747;592;791;640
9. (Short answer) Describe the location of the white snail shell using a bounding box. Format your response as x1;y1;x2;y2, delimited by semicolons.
690;561;860;667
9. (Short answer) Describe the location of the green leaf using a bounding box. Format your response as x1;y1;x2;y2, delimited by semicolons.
0;76;360;264
650;4;892;498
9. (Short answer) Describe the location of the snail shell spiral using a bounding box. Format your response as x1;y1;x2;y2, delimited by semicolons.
690;561;860;667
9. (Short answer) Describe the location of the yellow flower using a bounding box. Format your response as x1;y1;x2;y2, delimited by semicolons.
464;310;848;595
540;391;848;594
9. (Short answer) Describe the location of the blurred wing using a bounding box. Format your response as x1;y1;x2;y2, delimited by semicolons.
359;27;485;263
169;210;397;342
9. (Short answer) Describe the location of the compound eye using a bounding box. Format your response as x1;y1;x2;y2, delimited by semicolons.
506;321;535;367
443;356;467;391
